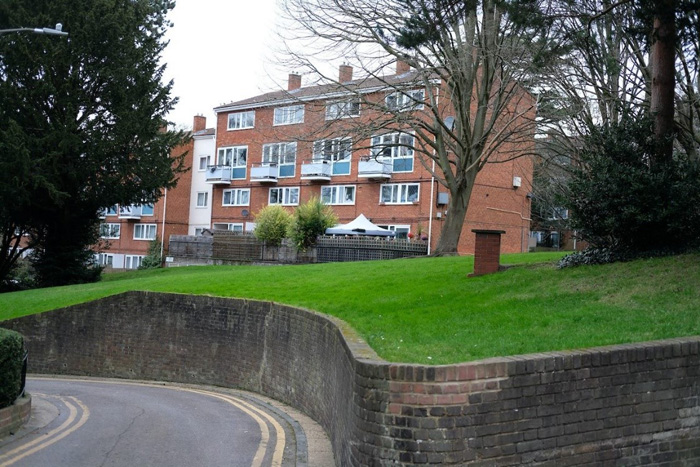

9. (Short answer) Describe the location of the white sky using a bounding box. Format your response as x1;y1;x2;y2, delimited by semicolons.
161;0;283;130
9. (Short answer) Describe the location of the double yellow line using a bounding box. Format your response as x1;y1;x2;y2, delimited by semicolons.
0;394;90;467
1;378;287;467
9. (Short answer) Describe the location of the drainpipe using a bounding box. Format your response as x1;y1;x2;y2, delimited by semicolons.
160;188;168;260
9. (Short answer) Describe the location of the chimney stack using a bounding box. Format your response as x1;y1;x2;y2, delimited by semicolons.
193;115;206;132
288;73;302;91
339;64;353;83
396;60;411;75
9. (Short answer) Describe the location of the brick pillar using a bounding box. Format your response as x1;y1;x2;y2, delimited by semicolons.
469;230;505;277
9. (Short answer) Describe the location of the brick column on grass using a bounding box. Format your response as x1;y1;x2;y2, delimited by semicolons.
469;229;505;277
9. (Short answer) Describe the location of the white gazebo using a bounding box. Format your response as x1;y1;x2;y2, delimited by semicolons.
325;214;396;237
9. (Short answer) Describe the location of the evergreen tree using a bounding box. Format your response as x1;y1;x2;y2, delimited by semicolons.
0;0;187;287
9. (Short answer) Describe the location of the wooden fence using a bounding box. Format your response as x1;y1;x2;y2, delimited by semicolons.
167;233;427;266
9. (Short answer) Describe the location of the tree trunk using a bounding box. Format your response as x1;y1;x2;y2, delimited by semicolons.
433;180;475;255
650;0;676;163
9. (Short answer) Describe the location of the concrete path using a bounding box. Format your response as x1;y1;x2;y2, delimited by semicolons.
0;377;335;467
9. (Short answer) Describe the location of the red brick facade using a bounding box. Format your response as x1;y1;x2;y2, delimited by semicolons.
211;66;533;254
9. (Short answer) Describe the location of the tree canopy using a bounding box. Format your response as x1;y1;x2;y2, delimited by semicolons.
0;0;188;287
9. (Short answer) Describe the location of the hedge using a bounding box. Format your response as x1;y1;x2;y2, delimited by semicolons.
0;328;25;409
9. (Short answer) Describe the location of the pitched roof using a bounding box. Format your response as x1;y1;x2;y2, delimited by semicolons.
214;70;424;113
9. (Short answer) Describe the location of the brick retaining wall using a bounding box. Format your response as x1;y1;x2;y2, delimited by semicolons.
4;292;700;465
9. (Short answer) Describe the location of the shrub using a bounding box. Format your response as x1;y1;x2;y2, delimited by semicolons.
289;197;338;251
139;237;163;269
565;117;700;254
0;328;25;408
253;205;293;246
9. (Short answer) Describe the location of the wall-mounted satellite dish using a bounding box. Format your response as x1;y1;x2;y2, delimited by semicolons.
242;209;249;217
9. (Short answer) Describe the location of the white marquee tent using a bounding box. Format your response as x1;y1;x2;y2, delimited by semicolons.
325;214;396;237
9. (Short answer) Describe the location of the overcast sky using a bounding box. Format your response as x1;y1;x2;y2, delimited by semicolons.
161;0;283;130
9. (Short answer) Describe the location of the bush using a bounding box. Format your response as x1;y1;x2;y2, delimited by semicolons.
253;205;293;246
0;328;25;408
0;258;36;292
289;197;338;251
566;117;700;253
139;237;163;269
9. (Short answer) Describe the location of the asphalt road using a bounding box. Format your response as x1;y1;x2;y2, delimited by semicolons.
0;378;301;467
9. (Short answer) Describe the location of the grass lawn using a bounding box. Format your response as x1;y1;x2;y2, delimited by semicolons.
1;251;699;365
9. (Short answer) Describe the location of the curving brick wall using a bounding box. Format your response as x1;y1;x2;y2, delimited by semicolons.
3;292;700;465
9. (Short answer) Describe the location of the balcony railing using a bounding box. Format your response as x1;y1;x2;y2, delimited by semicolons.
205;165;232;184
358;157;392;180
301;159;332;181
118;205;143;219
250;164;278;182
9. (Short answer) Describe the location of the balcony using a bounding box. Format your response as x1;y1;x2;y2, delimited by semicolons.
250;164;278;183
358;157;392;180
205;165;232;184
301;159;332;181
118;205;143;220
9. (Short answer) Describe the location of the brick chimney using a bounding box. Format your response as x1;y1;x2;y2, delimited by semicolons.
396;60;411;75
339;64;353;83
193;115;206;133
288;73;302;91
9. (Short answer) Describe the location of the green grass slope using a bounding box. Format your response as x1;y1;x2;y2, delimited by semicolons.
1;252;698;364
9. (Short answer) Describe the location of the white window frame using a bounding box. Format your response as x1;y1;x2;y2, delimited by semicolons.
385;89;425;111
313;138;352;176
133;223;157;240
198;155;211;171
273;105;304;125
321;185;356;205
97;253;114;266
371;132;415;173
268;187;300;206
125;255;144;270
217;146;247;167
378;224;411;239
100;223;121;239
262;142;296;178
380;183;420;204
196;192;209;208
325;99;360;120
213;223;244;232
222;188;250;207
227;110;255;130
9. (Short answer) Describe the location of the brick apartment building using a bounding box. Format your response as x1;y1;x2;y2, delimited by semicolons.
94;136;196;269
95;62;534;268
209;63;533;254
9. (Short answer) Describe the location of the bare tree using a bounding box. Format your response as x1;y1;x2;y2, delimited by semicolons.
279;0;541;255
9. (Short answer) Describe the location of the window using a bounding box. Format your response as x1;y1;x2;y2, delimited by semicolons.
269;187;300;206
228;110;255;130
141;204;154;216
217;146;247;179
97;253;114;266
196;192;208;208
378;224;410;239
313;138;351;175
125;255;144;270
262;142;296;177
380;183;419;204
213;223;244;232
99;223;121;239
550;207;569;220
134;223;157;240
198;156;211;171
326;99;360;119
321;185;356;205
371;132;414;172
194;228;204;236
273;105;304;125
385;89;424;111
222;188;250;206
106;205;118;216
